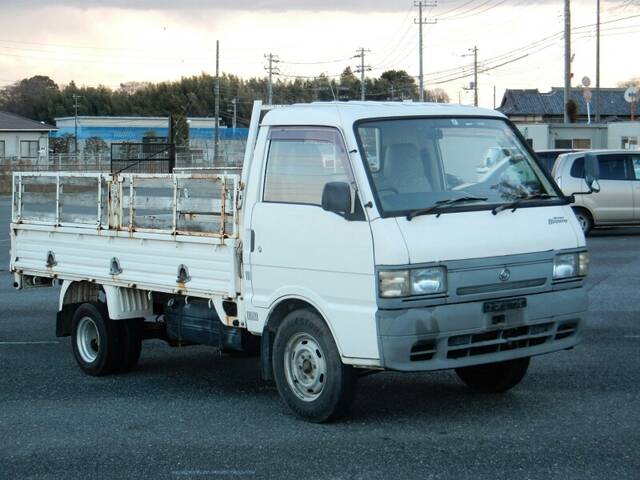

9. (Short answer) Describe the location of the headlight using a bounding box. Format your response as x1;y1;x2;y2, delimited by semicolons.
578;251;590;276
379;267;447;298
411;267;447;295
553;252;589;279
379;270;410;298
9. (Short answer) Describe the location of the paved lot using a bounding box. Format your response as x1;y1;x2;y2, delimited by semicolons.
1;194;639;479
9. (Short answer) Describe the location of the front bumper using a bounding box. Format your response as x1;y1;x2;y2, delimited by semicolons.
377;287;587;371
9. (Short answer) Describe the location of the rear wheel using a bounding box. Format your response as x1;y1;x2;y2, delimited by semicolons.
272;309;356;422
455;357;530;393
572;208;593;236
71;302;123;376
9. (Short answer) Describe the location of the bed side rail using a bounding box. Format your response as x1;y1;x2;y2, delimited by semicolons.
11;171;240;238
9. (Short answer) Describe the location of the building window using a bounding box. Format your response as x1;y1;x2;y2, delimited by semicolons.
573;139;591;149
554;138;591;149
0;140;5;158
622;136;638;150
554;139;572;149
20;140;39;158
264;128;353;205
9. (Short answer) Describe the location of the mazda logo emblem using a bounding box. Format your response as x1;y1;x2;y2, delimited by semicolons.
499;268;511;282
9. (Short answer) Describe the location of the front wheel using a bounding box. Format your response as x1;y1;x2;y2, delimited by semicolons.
272;309;356;422
455;357;530;393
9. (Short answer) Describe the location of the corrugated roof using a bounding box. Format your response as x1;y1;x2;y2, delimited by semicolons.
498;87;634;117
0;111;57;131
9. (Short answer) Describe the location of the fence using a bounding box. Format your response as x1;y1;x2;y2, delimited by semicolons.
0;139;247;194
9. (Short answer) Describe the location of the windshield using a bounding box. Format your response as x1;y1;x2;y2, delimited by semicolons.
356;117;558;215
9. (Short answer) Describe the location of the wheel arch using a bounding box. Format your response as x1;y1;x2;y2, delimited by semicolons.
57;281;152;337
260;295;341;382
571;205;595;227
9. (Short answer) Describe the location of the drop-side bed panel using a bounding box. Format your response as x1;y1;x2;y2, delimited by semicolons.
9;171;241;299
10;224;238;298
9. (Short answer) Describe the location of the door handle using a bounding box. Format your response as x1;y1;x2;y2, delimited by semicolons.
250;229;255;252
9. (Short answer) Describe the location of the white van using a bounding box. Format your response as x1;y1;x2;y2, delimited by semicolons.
10;101;594;422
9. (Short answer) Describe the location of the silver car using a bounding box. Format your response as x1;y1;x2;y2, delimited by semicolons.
552;149;640;234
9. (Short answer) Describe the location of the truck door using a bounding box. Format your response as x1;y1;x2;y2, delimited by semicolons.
248;126;376;357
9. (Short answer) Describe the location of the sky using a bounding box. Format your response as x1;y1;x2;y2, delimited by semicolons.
0;0;638;108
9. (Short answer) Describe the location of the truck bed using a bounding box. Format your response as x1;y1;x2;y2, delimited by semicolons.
10;171;241;299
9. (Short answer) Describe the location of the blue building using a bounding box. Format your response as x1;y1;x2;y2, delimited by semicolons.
53;116;248;144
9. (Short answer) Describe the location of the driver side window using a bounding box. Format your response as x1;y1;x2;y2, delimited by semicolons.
263;127;353;206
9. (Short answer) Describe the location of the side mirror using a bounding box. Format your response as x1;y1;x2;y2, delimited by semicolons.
584;153;601;193
321;182;352;216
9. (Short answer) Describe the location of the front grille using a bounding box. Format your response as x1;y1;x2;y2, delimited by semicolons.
404;320;579;363
555;321;578;340
446;322;555;359
410;341;437;361
457;278;546;296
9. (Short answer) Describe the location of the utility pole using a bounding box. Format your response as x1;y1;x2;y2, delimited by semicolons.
595;0;601;122
564;0;571;123
414;1;437;102
214;40;220;164
227;98;237;129
463;46;479;106
493;85;497;110
473;46;478;107
72;94;82;159
354;47;371;101
264;53;280;105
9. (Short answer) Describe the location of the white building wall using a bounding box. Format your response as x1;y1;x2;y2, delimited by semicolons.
0;131;49;160
517;124;550;150
55;116;222;129
607;122;640;150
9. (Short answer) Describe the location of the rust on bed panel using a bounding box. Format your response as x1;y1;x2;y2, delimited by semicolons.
12;171;240;239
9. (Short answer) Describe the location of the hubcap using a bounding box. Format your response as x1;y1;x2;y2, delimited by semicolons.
283;333;327;402
76;316;100;363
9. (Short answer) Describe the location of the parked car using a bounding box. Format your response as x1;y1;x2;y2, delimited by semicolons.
552;149;640;234
535;149;581;174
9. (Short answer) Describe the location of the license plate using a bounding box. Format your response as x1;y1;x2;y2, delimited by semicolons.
483;297;527;313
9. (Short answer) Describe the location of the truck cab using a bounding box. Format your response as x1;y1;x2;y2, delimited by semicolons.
242;102;589;419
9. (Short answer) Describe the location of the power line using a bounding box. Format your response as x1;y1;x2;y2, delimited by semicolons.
278;56;352;65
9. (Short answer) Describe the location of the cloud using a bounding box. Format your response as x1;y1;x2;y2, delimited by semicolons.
0;0;414;12
0;0;580;14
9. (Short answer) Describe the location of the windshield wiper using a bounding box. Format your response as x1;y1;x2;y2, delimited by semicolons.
406;196;488;221
491;193;554;215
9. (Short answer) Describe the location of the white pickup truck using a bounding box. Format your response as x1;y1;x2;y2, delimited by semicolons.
10;101;595;422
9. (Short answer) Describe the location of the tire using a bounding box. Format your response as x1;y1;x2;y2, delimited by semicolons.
455;357;530;393
272;309;356;423
572;208;593;236
71;302;123;376
117;318;143;373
